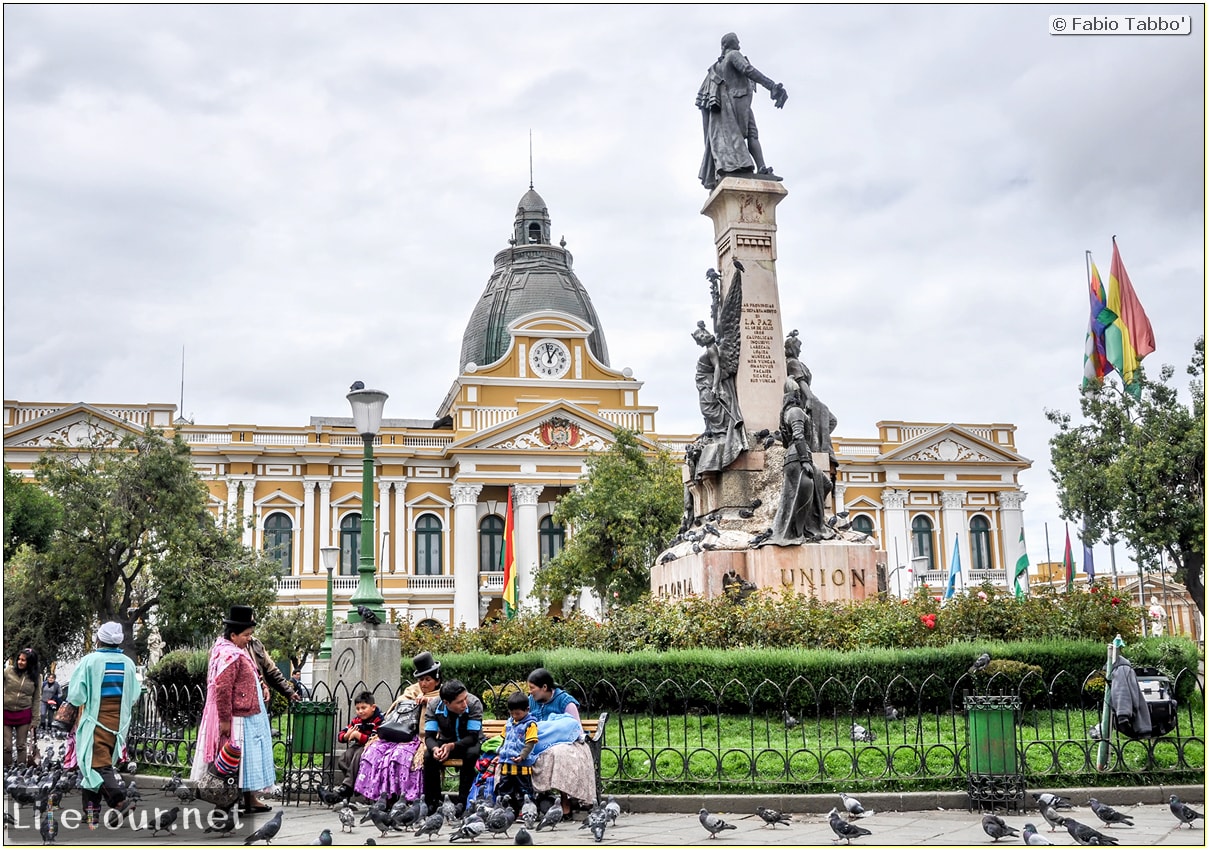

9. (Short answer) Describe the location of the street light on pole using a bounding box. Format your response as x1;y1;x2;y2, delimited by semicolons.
318;546;339;660
347;384;389;623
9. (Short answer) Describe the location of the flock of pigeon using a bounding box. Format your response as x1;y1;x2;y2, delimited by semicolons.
975;791;1205;846
286;786;626;845
697;789;1204;845
6;737;1202;845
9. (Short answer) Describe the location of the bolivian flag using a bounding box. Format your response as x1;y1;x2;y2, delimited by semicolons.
502;487;517;618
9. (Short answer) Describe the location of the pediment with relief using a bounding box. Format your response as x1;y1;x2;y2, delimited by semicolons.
450;400;637;454
901;438;994;463
5;407;140;450
880;424;1029;466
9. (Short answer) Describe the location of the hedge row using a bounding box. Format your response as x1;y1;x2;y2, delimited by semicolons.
399;584;1144;658
438;638;1200;716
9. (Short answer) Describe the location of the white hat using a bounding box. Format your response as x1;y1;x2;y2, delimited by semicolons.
95;622;124;646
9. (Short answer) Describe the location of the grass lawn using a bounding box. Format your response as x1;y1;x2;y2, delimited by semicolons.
598;708;1205;793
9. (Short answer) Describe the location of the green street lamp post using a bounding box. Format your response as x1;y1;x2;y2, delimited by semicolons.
347;385;388;623
318;545;339;659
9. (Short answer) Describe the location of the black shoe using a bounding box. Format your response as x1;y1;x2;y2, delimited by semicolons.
337;784;355;799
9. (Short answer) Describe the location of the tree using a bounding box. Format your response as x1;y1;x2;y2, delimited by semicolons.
257;608;325;674
3;464;62;558
21;427;280;660
534;429;683;610
1047;338;1204;616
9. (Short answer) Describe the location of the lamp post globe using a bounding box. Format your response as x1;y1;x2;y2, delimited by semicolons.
346;384;389;623
318;545;340;660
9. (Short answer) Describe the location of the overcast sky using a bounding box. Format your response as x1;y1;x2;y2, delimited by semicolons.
5;4;1204;573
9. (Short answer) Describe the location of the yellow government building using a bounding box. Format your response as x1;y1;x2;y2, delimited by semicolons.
4;187;1032;627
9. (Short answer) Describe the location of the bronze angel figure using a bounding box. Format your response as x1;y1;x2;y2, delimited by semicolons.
691;261;747;475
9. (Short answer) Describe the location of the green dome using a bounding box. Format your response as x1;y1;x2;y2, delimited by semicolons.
459;188;609;371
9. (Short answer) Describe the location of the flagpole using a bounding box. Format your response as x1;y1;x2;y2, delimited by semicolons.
1044;522;1052;571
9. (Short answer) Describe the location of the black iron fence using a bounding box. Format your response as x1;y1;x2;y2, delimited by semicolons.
127;665;1204;797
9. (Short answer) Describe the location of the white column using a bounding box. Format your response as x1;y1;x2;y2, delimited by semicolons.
240;478;256;546
941;490;969;589
451;484;483;628
999;490;1028;590
514;484;544;611
318;481;333;548
833;482;847;515
302;479;317;573
393;478;408;573
301;481;316;575
378;480;393;571
881;488;910;596
225;477;240;529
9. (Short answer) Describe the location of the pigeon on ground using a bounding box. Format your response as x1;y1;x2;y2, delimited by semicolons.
205;807;238;837
414;812;444;840
782;710;800;729
603;796;621;826
244;811;285;845
969;652;992;674
485;805;516;839
1022;823;1054;845
366;807;397;837
981;813;1020;841
356;605;382;625
1169;794;1204;828
1088;798;1134;827
1038;802;1066;833
699;807;737;839
580;804;608;842
449;819;487;842
316;786;345;807
39;811;57;845
441;793;460;825
161;770;183;792
755;806;792;827
849;724;876;743
1032;792;1073;811
338;806;356;833
828;807;873;843
150;806;181;837
311;828;333;846
535;797;563;831
519;794;538;829
1088;725;1103;741
174;784;196;803
840;793;866;818
884;705;900;721
514;827;533;845
1064;818;1120;846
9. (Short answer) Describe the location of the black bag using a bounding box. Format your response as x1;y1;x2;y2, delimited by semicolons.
377;699;421;743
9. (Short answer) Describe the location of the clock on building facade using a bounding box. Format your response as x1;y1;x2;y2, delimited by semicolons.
529;338;571;379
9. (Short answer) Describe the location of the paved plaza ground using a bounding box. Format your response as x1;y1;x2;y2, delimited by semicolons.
5;783;1202;845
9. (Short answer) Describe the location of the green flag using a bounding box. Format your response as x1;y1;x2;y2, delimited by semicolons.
1013;528;1029;599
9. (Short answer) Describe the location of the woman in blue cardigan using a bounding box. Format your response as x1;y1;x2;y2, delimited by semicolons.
526;668;595;818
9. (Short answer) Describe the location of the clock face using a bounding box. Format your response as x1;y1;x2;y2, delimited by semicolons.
529;339;571;379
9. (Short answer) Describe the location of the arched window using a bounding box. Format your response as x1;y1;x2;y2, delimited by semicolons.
263;512;293;574
970;515;993;570
852;515;875;540
528;222;541;243
415;514;443;576
911;515;935;570
480;515;504;572
539;515;565;567
339;513;361;576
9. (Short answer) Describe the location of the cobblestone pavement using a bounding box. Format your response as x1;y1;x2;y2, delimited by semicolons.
5;784;1202;845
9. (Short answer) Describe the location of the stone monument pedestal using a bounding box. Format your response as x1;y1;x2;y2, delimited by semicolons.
651;540;886;604
330;621;401;700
